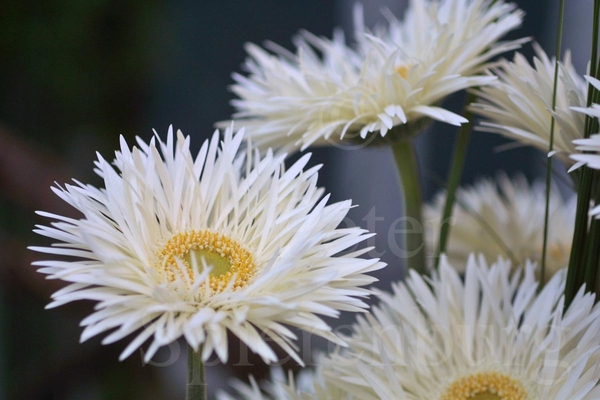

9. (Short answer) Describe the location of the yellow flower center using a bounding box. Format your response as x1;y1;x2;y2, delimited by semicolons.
442;372;528;400
156;230;255;292
395;64;411;79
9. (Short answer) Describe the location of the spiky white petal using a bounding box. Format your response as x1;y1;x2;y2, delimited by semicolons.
424;175;575;277
31;126;384;364
319;256;600;399
471;44;587;165
223;0;524;152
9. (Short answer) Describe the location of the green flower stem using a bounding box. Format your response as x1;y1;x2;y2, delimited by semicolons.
585;78;600;295
435;93;475;269
566;0;600;307
588;0;600;103
187;345;206;400
540;0;565;287
540;157;554;288
391;139;426;275
584;177;600;292
566;168;593;306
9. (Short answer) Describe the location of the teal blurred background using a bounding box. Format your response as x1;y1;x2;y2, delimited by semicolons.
0;0;586;398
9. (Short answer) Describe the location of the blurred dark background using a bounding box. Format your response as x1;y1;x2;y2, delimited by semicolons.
0;0;588;398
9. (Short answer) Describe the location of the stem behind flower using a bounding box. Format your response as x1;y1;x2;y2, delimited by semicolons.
566;0;600;307
540;0;565;288
391;139;426;275
435;93;475;270
187;345;206;400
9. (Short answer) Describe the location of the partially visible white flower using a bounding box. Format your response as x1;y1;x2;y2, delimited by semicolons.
569;75;600;165
321;256;600;399
217;367;344;400
571;133;600;171
224;0;524;152
570;75;600;217
471;44;587;166
31;126;384;364
424;175;575;278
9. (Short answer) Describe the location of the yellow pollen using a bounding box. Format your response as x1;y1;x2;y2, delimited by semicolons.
442;372;528;400
156;230;255;293
395;64;411;79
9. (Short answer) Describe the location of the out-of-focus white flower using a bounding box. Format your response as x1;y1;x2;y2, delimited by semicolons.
217;367;344;400
224;0;524;152
31;126;384;364
424;175;575;277
471;44;587;166
321;256;600;399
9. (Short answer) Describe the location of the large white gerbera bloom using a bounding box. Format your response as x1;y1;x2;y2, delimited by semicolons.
224;0;524;152
471;44;587;166
424;175;575;278
31;126;384;364
321;256;600;399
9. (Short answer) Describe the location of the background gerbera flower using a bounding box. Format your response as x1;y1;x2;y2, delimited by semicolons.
224;0;524;152
471;44;587;166
31;125;384;364
217;367;340;400
320;256;600;399
424;175;575;277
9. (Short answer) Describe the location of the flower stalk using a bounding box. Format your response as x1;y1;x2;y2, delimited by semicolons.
566;0;600;306
391;138;426;274
584;188;600;291
540;0;565;287
435;93;476;269
187;345;206;400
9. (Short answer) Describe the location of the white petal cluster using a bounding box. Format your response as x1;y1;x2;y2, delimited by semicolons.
32;126;384;364
569;75;600;167
571;133;600;171
225;0;524;152
424;175;575;278
569;75;600;217
319;256;600;399
471;44;587;166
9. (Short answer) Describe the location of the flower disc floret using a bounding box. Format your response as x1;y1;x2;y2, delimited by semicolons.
157;230;255;292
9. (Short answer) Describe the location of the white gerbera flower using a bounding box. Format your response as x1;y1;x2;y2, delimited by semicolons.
424;175;575;278
321;256;600;399
31;126;384;364
471;44;587;166
225;0;524;152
